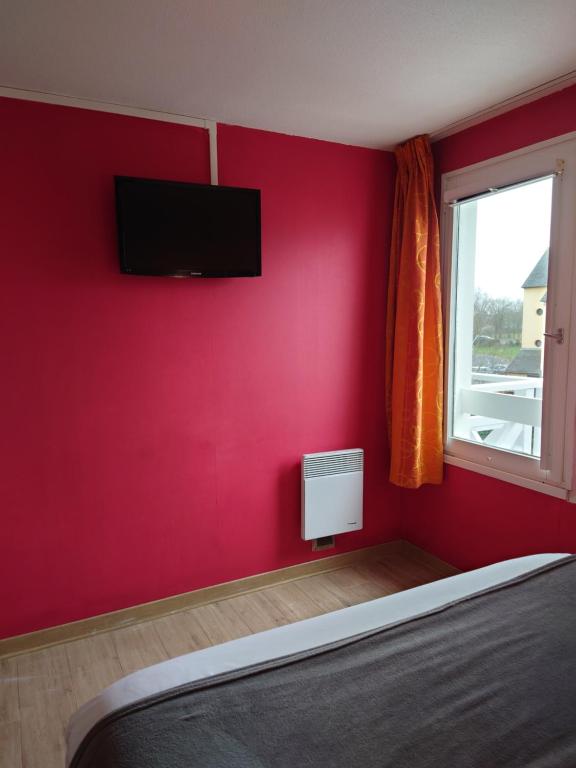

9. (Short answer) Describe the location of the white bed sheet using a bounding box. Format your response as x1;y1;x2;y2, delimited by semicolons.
66;552;567;766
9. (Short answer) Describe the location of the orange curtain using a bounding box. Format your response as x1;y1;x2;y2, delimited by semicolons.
385;135;443;488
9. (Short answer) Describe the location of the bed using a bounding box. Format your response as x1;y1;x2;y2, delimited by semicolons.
67;553;576;768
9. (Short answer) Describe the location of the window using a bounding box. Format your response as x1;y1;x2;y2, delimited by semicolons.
442;134;576;497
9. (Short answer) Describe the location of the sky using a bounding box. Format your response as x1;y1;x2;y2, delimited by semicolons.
461;176;553;300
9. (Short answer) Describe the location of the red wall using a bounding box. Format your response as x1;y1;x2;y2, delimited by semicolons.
0;98;397;639
400;84;576;571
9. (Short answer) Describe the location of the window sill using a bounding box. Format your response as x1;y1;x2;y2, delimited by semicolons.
444;453;571;501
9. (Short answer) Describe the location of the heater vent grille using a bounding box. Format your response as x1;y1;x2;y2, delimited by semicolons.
303;449;364;479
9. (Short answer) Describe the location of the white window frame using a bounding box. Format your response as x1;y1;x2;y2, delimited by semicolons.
441;132;576;500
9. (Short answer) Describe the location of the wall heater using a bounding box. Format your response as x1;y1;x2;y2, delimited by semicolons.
301;449;364;541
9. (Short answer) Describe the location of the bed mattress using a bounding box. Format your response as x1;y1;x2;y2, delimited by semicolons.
67;553;574;767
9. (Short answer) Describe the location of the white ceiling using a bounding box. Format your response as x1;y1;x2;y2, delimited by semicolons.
1;0;576;148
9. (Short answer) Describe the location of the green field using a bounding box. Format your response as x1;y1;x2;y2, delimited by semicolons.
473;344;519;361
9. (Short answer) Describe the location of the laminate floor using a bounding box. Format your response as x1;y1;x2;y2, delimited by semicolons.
0;543;458;768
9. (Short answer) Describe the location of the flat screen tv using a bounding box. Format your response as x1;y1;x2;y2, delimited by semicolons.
115;176;261;277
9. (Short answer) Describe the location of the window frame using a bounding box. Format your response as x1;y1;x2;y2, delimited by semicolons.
441;132;576;499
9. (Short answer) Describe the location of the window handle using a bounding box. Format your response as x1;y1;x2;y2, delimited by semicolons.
543;328;564;344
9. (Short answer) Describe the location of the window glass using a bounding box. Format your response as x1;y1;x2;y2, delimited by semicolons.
451;178;553;458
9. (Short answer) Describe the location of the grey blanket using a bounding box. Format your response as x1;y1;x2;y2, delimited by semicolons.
71;556;576;768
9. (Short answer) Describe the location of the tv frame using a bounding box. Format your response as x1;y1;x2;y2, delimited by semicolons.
115;176;262;278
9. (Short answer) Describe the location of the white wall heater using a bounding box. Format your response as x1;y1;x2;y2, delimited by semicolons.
301;449;364;541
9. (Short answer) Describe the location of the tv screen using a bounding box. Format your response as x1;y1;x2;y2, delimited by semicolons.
115;176;261;277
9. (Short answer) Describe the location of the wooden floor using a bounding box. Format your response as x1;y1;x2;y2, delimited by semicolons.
0;544;458;768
